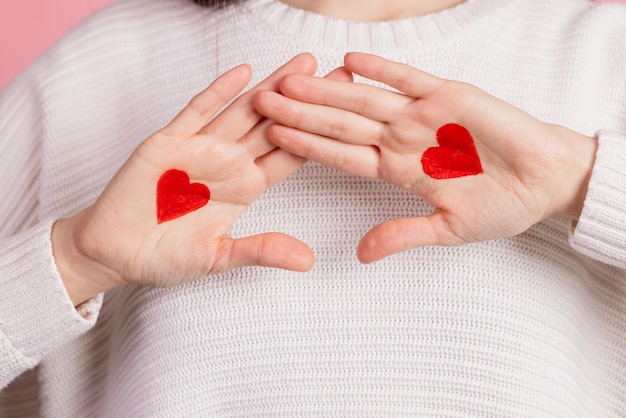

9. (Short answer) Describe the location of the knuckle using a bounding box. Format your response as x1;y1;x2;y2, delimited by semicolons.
187;95;214;121
327;116;345;138
286;106;303;128
330;150;351;170
353;91;370;115
300;139;316;160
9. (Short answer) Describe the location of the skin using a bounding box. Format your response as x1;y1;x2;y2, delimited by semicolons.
53;0;598;305
278;0;467;21
254;53;598;263
53;54;353;305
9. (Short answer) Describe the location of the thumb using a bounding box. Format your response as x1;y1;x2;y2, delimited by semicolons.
226;232;315;272
356;213;462;264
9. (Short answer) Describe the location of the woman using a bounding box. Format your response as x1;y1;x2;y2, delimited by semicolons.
1;0;625;415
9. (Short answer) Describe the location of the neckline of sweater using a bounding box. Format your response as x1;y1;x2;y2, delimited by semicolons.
240;0;521;53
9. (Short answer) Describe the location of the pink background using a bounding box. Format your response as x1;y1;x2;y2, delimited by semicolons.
0;0;117;91
1;0;625;91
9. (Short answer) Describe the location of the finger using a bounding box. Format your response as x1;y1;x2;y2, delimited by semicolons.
356;214;464;264
278;73;411;122
325;66;354;83
238;119;276;158
240;66;355;158
202;53;317;139
255;147;307;188
226;233;315;272
162;64;252;139
255;90;383;146
266;124;380;178
344;52;445;98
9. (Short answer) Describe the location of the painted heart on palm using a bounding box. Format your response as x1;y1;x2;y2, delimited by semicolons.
421;123;483;180
156;169;211;224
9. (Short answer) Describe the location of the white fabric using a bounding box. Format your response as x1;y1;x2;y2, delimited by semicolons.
1;0;626;415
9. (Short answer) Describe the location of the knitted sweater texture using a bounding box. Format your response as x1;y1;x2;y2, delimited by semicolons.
1;0;626;416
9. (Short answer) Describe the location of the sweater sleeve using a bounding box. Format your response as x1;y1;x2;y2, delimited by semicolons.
0;71;102;388
0;221;102;388
569;130;626;268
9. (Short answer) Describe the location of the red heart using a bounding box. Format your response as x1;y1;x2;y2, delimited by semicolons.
421;123;483;179
156;169;211;224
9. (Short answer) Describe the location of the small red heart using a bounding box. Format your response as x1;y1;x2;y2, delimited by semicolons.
421;123;483;180
156;169;211;224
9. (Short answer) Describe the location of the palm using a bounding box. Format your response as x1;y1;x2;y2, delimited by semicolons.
256;52;589;262
72;54;354;289
375;81;562;245
106;135;269;287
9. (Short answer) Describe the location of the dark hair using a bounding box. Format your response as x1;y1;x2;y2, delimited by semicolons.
192;0;241;7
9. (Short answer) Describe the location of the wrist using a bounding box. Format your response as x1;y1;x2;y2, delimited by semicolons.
548;124;598;221
52;212;122;306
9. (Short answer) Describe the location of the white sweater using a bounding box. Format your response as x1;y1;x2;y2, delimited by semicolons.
1;0;626;416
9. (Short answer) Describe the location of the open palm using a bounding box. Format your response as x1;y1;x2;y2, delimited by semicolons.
256;52;596;263
61;54;350;298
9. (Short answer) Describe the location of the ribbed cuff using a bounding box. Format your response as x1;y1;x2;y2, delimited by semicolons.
570;131;626;268
0;220;102;368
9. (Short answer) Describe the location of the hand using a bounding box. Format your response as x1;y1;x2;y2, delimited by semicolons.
53;54;352;305
255;52;598;263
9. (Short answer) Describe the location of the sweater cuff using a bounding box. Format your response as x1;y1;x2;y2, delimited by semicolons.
569;130;626;268
0;220;102;375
